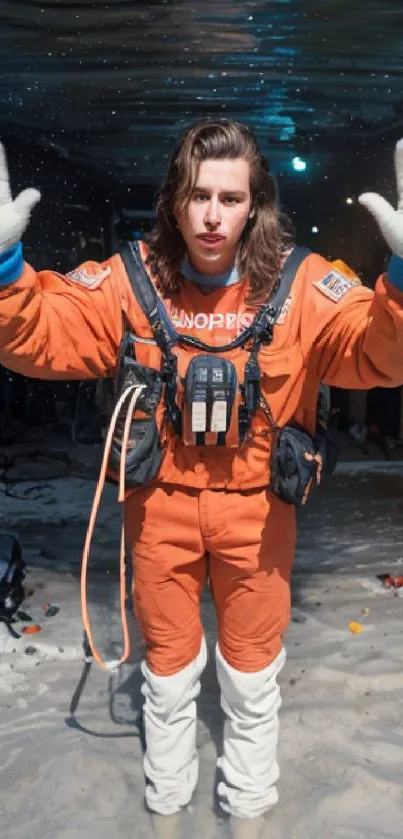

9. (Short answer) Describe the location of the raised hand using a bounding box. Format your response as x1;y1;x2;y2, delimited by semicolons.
359;139;403;258
0;142;41;253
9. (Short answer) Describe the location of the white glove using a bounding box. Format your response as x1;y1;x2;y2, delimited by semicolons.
359;139;403;258
0;142;41;254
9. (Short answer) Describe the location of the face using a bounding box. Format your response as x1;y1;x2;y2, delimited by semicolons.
175;157;252;276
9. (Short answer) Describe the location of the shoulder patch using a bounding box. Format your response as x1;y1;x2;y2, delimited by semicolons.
66;265;111;289
313;270;360;303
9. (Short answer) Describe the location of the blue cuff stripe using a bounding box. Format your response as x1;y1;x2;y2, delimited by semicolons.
0;242;24;286
387;254;403;291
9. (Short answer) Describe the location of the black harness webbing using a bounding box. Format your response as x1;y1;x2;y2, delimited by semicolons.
120;242;311;438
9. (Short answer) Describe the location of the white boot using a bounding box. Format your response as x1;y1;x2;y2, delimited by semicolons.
141;637;208;816
215;644;286;820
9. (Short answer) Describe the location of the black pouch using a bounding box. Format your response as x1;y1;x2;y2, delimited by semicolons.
107;357;164;489
270;425;330;506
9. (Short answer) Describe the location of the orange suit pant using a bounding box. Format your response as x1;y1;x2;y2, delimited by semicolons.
124;483;297;676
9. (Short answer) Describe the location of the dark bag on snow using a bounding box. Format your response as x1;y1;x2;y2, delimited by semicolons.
0;533;25;622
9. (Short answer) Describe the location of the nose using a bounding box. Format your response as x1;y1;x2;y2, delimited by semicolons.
204;197;221;227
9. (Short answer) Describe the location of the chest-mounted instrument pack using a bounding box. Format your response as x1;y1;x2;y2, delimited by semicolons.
99;241;337;505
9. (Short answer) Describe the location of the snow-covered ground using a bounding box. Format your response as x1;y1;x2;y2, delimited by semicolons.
1;442;403;838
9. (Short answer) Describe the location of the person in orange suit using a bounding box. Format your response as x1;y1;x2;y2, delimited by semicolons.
1;121;403;824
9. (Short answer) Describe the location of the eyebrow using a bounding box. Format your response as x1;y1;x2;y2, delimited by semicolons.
193;186;248;197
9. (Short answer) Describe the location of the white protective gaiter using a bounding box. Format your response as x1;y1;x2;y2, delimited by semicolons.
216;644;286;820
141;636;208;816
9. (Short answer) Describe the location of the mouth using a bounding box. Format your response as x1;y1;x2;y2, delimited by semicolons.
196;234;226;246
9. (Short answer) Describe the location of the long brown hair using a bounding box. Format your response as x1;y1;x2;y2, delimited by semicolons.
146;119;294;306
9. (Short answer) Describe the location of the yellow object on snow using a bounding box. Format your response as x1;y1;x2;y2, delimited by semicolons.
349;621;364;634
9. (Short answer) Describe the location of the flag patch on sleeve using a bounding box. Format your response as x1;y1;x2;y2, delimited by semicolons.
313;270;360;303
66;265;111;289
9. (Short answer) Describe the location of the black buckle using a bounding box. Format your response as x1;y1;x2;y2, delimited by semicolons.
253;305;277;345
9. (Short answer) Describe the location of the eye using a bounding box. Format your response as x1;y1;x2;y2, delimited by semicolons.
193;192;209;202
223;196;241;205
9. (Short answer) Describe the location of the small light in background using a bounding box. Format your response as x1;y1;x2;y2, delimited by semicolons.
346;197;354;205
292;156;307;172
311;225;319;233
